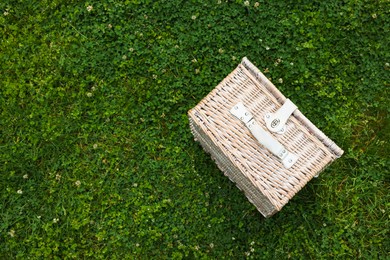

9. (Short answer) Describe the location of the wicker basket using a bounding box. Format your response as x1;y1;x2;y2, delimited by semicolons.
188;57;343;217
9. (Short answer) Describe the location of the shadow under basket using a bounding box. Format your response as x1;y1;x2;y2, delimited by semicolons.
188;57;343;217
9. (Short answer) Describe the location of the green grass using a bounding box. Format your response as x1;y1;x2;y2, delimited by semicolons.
1;0;389;258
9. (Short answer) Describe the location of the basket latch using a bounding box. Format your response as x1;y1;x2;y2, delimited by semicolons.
264;99;297;134
230;102;298;169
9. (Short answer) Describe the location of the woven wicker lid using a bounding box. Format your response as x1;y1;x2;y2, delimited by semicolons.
188;58;343;211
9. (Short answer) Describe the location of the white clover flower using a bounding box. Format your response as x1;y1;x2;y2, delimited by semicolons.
75;180;81;187
135;243;140;247
245;252;250;256
87;5;93;12
250;241;255;245
232;56;236;61
152;74;157;79
254;2;260;8
23;174;28;179
290;62;294;66
244;1;250;6
108;24;113;29
385;62;389;67
192;58;197;63
371;13;377;19
174;45;179;49
37;216;42;219
278;78;283;83
133;183;138;187
8;230;15;237
91;86;96;91
218;48;224;54
195;245;200;250
265;46;270;50
210;243;214;248
86;92;93;97
93;143;98;149
129;47;134;52
4;11;9;16
195;69;200;74
17;190;23;194
122;55;127;60
232;237;235;240
55;174;61;181
191;15;197;20
53;218;59;223
250;247;255;252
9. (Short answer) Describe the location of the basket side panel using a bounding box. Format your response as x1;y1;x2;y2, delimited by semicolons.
189;111;277;217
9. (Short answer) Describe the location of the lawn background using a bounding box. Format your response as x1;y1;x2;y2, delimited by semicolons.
1;0;389;258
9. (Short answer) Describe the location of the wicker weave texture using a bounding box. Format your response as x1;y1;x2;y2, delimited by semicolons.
188;58;343;217
189;117;278;216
